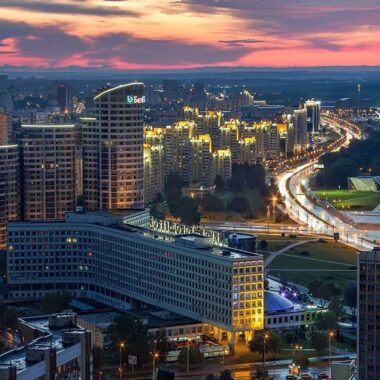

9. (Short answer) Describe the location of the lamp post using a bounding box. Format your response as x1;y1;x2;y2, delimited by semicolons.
272;196;278;223
328;331;334;366
152;352;159;380
186;340;190;373
263;332;269;372
119;342;125;379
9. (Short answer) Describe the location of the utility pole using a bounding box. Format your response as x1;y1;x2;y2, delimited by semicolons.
357;83;361;118
186;340;190;373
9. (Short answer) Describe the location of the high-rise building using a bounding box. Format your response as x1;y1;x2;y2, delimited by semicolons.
189;134;213;187
213;149;232;182
83;83;145;210
304;100;321;133
57;84;73;113
0;112;11;145
0;145;20;249
143;127;165;204
164;121;195;181
21;124;76;220
293;109;308;150
238;137;257;165
199;111;223;149
181;106;199;121
220;120;240;163
358;247;380;380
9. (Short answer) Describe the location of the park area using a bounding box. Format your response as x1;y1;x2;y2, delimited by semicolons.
313;189;380;210
257;234;357;289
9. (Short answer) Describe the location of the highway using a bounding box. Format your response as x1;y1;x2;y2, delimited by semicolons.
277;115;377;251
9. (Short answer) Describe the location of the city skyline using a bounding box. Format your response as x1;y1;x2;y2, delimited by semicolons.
0;0;380;69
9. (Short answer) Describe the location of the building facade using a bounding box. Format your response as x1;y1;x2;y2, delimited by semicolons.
358;248;380;380
0;145;20;249
7;211;264;342
21;124;76;221
84;83;145;210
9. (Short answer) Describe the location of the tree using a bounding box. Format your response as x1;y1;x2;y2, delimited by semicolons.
307;281;341;307
249;332;282;358
228;196;250;214
310;331;328;353
178;345;203;365
199;194;224;212
151;329;169;364
315;311;338;331
164;173;186;203
106;314;151;366
3;307;18;332
214;175;225;191
41;291;72;314
92;346;106;375
328;295;343;319
219;370;233;380
171;197;201;225
343;282;357;317
259;240;268;249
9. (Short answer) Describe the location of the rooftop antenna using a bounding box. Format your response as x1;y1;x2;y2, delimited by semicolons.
357;83;361;118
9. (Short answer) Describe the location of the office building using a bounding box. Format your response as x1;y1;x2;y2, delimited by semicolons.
304;99;321;133
358;248;380;380
293;109;308;149
83;83;145;210
0;145;20;249
21;124;76;220
57;84;73;113
0;313;91;380
7;210;264;343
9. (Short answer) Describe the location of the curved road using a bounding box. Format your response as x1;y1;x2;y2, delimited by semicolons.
277;116;377;251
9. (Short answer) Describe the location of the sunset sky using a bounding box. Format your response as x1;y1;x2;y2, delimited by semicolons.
0;0;380;69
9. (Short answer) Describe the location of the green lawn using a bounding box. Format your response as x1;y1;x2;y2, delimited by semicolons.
286;240;357;265
266;238;358;290
256;234;310;252
313;189;380;210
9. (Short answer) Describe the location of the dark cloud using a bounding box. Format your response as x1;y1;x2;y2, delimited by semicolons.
0;0;139;16
219;38;265;47
0;20;87;64
83;34;248;65
180;0;380;36
0;20;248;66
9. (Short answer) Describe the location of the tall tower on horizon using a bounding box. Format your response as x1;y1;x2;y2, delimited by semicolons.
83;83;145;210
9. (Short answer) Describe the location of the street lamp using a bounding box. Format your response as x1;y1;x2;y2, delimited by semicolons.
272;196;278;223
328;331;334;366
119;342;125;379
263;332;269;371
152;352;159;380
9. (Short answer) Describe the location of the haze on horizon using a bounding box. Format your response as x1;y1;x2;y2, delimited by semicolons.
0;0;379;70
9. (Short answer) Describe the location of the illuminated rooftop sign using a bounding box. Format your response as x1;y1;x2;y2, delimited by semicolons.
126;95;146;104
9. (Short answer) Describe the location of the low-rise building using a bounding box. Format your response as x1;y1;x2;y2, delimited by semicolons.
0;313;91;380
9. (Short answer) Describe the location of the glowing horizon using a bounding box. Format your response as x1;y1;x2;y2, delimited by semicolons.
0;0;380;69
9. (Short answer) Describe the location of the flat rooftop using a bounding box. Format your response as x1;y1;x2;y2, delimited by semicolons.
11;211;263;262
78;309;201;330
0;314;81;371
